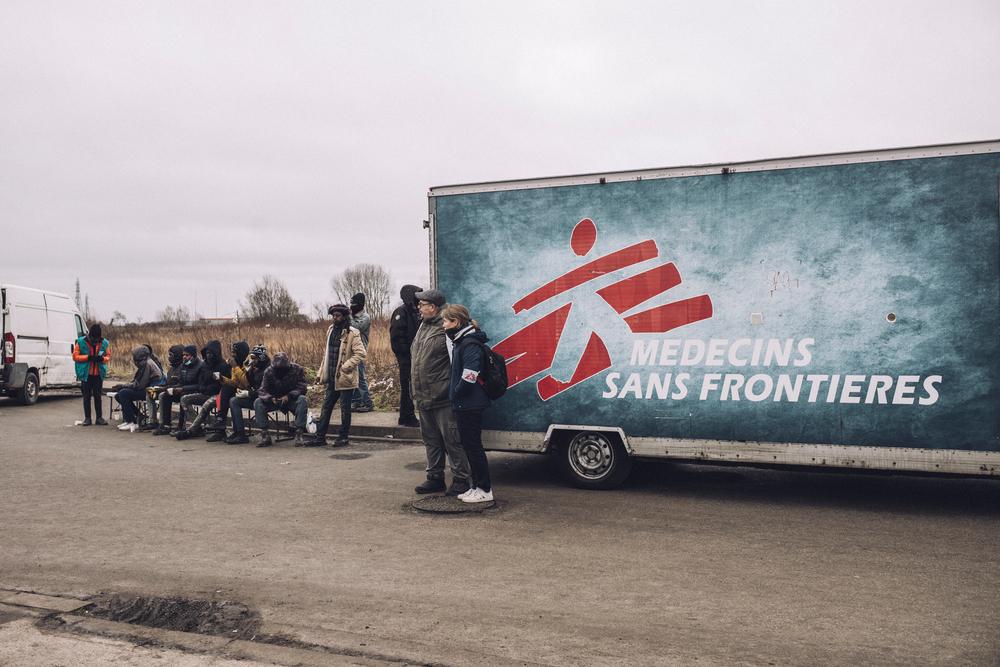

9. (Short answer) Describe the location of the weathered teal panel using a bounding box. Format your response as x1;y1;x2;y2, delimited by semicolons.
434;152;1000;451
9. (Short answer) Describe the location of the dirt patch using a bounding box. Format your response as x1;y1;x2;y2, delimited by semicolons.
80;593;261;639
404;462;425;471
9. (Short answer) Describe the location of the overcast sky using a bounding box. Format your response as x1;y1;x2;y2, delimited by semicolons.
2;0;997;321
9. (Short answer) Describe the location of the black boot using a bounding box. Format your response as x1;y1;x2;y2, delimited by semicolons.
414;478;446;494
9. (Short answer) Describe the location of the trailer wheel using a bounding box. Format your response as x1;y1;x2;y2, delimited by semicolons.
18;371;39;405
556;431;632;489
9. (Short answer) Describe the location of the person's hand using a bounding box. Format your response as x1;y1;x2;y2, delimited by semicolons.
279;396;289;406
167;387;175;396
236;389;249;399
89;353;99;362
212;371;221;380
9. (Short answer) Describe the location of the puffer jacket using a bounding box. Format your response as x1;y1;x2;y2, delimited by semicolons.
178;357;207;395
449;327;491;412
317;325;367;390
126;346;163;390
259;363;307;402
410;314;451;411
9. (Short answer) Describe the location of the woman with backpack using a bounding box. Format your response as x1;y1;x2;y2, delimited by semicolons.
440;304;494;503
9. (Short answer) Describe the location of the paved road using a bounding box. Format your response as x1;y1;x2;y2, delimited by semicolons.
2;396;998;665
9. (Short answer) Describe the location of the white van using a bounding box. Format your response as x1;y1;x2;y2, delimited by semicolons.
1;284;87;404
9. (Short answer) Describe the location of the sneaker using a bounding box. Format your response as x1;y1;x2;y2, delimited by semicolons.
445;479;471;497
151;426;171;436
205;431;225;443
139;422;159;432
81;418;92;426
95;418;108;426
292;429;308;447
117;422;136;431
174;429;191;441
332;437;349;447
225;433;249;445
187;425;205;438
352;404;373;413
255;433;273;448
414;478;446;494
461;488;494;503
457;486;478;500
398;416;420;428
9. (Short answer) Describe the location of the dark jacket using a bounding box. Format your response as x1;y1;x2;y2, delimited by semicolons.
410;314;451;411
258;363;307;402
126;346;163;390
196;340;231;395
178;357;207;395
163;345;185;387
390;285;422;360
245;355;270;397
449;328;491;411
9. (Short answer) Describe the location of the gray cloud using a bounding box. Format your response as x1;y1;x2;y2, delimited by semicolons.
2;0;997;320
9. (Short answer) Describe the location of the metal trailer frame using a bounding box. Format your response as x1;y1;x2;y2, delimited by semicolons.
426;140;1000;479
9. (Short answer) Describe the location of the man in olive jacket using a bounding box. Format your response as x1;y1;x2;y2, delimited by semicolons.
410;289;471;496
304;304;367;447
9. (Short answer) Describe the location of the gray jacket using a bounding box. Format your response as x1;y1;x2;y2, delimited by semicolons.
410;315;452;410
351;311;371;347
127;346;163;390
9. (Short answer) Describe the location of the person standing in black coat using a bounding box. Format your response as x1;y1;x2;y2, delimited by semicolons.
389;284;422;427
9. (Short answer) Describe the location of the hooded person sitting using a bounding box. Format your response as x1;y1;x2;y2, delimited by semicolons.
114;346;164;431
225;344;270;444
195;340;251;442
149;345;185;434
175;339;231;440
253;351;308;447
153;345;205;434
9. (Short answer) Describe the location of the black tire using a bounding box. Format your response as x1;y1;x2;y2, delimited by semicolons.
554;430;632;489
18;371;39;405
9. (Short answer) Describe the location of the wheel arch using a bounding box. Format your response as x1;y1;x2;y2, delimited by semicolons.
543;424;633;454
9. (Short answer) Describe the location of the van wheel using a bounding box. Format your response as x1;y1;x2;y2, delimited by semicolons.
18;371;39;405
556;431;632;489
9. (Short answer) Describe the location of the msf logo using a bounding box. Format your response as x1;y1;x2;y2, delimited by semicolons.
492;218;713;401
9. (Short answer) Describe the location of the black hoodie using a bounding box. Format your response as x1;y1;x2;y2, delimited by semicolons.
390;284;422;359
195;339;231;395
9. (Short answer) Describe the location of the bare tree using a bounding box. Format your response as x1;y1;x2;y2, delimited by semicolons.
330;263;392;321
241;275;301;321
156;305;192;324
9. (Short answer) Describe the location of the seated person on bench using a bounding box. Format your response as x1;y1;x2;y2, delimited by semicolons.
225;344;270;445
113;345;163;431
253;352;308;448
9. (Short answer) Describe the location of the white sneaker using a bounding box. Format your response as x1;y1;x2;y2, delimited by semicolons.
457;487;477;500
117;422;135;431
461;488;494;503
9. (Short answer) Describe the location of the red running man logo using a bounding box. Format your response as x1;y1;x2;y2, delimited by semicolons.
491;218;713;401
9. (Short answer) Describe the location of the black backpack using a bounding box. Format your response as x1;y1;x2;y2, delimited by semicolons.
461;338;508;400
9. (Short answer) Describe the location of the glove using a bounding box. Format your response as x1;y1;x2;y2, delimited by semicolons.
212;372;221;380
236;389;250;399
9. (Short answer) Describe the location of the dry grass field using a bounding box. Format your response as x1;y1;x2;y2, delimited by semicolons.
105;319;401;410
